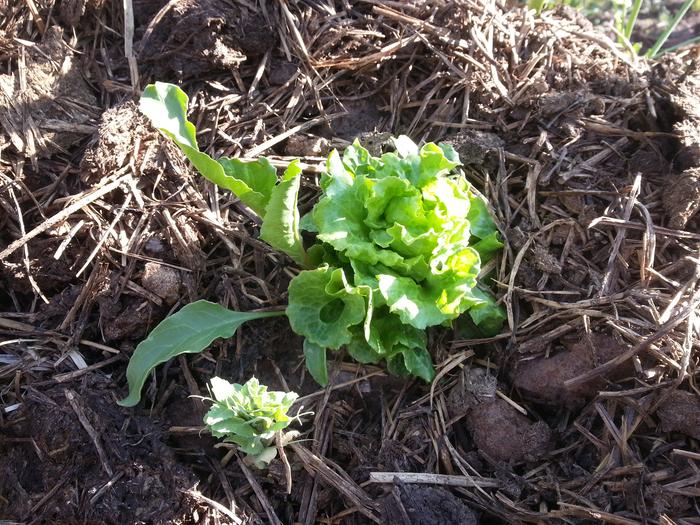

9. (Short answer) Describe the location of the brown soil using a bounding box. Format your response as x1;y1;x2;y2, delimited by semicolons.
380;484;479;525
0;26;98;161
0;376;195;524
465;399;552;463
1;1;700;524
657;390;700;440
512;333;632;408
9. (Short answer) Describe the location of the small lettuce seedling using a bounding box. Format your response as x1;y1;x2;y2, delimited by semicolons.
204;376;303;468
116;82;506;408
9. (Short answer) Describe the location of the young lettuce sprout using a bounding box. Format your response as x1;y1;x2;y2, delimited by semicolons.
203;376;308;468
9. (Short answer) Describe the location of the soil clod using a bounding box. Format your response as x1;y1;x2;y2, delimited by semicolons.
512;333;631;407
657;390;700;440
381;484;479;525
465;399;552;463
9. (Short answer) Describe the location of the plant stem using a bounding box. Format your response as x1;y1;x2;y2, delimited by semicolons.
645;0;695;58
530;0;548;15
624;0;643;40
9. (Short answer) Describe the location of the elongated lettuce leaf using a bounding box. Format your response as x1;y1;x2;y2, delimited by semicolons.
140;82;307;264
260;160;307;265
139;82;276;217
303;340;329;386
118;301;284;407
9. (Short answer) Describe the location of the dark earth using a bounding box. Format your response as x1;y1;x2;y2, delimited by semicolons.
1;0;700;524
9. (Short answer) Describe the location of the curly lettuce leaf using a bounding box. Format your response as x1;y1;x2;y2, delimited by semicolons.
466;288;507;336
286;265;368;349
297;137;504;381
467;191;499;239
401;346;435;382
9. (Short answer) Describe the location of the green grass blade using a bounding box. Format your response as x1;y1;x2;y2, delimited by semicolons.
656;34;700;55
646;0;695;58
118;301;285;407
529;0;548;15
624;0;643;40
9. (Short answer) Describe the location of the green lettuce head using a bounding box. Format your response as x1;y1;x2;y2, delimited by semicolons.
287;137;505;385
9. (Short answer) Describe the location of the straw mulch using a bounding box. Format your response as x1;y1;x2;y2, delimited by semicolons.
1;1;699;524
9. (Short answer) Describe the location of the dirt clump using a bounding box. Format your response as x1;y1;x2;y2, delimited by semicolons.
443;131;504;172
380;484;479;525
0;376;195;524
97;275;158;342
512;333;630;408
646;482;694;516
285;133;330;157
465;399;551;463
137;0;253;79
662;69;700;227
81;101;156;180
446;367;497;419
327;99;385;140
141;262;181;305
657;390;700;440
663;167;700;228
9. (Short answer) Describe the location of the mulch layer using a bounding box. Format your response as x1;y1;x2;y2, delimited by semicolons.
1;1;700;524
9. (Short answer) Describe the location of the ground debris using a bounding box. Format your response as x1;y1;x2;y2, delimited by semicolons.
465;399;552;463
0;376;195;523
512;333;631;407
2;1;700;524
0;26;97;162
137;0;251;79
141;261;181;305
657;390;700;440
380;484;479;525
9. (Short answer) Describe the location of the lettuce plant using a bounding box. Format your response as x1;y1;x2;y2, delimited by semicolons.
203;376;302;468
117;82;505;407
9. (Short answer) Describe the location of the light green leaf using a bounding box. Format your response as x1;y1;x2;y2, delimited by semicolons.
472;231;503;264
401;346;435;382
303;339;329;386
218;157;278;216
386;354;409;377
253;446;279;467
207;415;257;438
286;266;367;349
416;142;461;187
377;274;451;329
210;377;236;402
342;140;374;174
393;135;419;158
438;142;460;165
467;192;499;239
260;160;307;265
346;335;381;364
467;288;507;336
139;82;276;216
117;301;284;407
